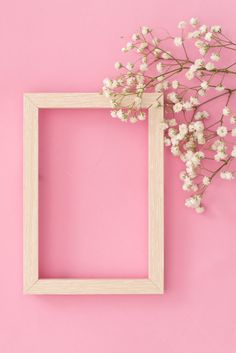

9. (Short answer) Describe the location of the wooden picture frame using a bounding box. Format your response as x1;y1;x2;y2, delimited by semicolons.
23;93;164;294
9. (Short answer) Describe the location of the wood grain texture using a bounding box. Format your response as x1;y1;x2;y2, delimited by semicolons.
24;92;159;108
148;96;164;293
27;279;162;295
23;92;164;295
23;96;39;292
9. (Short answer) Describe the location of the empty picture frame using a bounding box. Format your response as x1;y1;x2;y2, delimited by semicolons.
23;93;164;295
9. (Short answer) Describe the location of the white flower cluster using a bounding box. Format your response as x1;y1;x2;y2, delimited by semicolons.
185;195;204;213
103;18;236;212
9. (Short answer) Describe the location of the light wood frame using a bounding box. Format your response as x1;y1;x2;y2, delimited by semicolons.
23;93;164;295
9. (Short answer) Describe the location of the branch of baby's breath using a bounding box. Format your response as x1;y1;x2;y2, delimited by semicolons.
102;18;236;213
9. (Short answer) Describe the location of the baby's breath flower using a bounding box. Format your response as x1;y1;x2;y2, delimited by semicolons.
173;102;183;113
194;121;204;132
188;31;200;39
192;184;199;193
155;83;163;92
162;81;169;89
171;145;180;156
211;53;220;61
195;58;205;67
215;151;228;162
152;37;159;45
130;116;138;123
103;78;113;88
162;51;171;59
223;106;231;116
114;61;122;69
161;121;169;130
172;80;179;89
220;171;234;180
141;26;151;35
183;101;192;110
190;96;199;106
178;21;187;29
195;206;205;214
126;77;134;86
197;133;206;144
211;25;221;33
102;88;111;98
137;42;148;52
200;81;209;90
199;46;208;56
136;74;144;83
190;17;199;26
184;139;196;150
199;25;207;33
111;80;118;88
191;61;200;72
111;110;117;118
164;137;171;146
205;32;213;41
153;48;161;57
183;178;193;191
174;37;183;46
216;85;225;91
231;146;236;157
134;96;142;108
116;109;124;119
179;171;187;180
217;126;228;137
211;140;225;152
205;62;215;71
185;195;202;208
126;42;133;51
185;70;195;80
195;40;204;48
194;111;209;120
126;62;134;70
231;128;236;137
168;120;177;128
198;89;205;96
137;112;146;121
230;116;236;124
168;128;177;138
156;62;163;72
179;123;188;133
203;176;211;186
140;63;148;71
136;83;145;93
132;33;140;41
194;31;202;38
168;92;179;103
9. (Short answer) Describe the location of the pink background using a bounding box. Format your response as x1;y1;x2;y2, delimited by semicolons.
39;108;148;279
0;0;236;352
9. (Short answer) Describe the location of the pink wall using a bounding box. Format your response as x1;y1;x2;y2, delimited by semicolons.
38;108;149;279
0;0;236;352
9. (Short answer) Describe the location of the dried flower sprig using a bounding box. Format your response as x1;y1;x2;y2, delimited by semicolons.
102;17;236;213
